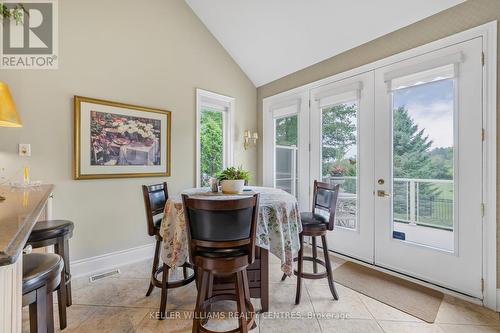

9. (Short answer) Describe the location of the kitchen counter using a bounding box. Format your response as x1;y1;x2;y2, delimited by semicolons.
0;184;53;266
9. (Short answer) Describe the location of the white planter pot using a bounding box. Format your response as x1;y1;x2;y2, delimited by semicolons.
220;180;245;194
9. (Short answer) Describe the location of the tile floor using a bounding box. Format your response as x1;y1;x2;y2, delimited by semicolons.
22;250;500;333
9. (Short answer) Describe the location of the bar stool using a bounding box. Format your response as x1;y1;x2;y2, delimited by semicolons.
23;253;64;333
142;182;195;319
27;220;74;330
182;194;259;333
282;181;340;304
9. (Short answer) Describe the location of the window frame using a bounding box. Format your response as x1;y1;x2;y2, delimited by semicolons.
196;88;235;187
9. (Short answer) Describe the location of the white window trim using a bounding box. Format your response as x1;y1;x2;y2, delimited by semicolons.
196;88;235;187
262;21;497;310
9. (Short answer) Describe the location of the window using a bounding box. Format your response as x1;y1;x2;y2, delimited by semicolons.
196;89;234;187
387;63;457;251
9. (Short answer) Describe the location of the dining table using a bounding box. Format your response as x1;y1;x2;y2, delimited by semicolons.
159;186;302;312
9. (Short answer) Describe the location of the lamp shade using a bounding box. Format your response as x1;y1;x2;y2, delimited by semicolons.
0;82;22;127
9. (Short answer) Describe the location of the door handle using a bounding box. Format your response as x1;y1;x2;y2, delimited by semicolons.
377;190;391;197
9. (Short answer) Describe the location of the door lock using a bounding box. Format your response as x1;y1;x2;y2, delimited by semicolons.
377;179;385;185
377;190;391;197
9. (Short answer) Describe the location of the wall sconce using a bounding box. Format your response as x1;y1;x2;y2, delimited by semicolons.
243;130;258;150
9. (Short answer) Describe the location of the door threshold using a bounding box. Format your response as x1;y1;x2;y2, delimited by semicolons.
328;248;483;307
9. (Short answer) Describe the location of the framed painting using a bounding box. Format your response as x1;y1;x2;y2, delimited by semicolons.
74;96;171;180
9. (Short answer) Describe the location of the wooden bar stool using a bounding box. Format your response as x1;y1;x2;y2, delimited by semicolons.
182;194;259;333
27;220;74;330
282;181;340;304
23;253;64;333
142;182;195;319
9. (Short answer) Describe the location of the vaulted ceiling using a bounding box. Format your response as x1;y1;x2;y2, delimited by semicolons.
186;0;465;87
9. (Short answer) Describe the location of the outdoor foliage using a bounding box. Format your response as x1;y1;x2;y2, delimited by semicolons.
200;109;223;186
275;116;297;146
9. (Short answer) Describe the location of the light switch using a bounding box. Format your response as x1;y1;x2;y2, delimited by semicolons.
19;144;31;157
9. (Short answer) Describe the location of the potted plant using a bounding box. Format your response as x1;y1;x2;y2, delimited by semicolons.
216;166;250;194
329;165;346;185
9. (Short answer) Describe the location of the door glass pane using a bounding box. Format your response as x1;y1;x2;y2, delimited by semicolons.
392;79;454;252
275;115;298;197
200;108;224;187
321;101;358;230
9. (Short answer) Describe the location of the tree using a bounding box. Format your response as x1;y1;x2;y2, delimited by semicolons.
200;110;223;186
393;107;435;179
275;116;297;146
392;107;451;210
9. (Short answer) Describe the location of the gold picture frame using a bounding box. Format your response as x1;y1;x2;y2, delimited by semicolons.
74;96;171;180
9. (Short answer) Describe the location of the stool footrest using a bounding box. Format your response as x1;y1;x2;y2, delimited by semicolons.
197;293;255;333
151;262;195;289
293;255;328;279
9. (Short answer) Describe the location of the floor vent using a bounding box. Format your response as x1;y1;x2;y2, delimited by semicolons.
89;269;120;282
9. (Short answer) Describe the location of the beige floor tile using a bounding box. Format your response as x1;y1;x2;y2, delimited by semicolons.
439;324;500;333
53;304;98;332
268;282;315;314
72;275;197;311
117;259;155;280
22;300;98;332
135;316;192;333
435;296;500;326
260;316;321;333
319;318;383;332
71;306;149;333
378;321;446;333
72;277;119;305
358;294;422;322
307;283;372;320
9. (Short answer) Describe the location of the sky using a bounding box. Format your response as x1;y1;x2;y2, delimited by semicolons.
393;79;454;149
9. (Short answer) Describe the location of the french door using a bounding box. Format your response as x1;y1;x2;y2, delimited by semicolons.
374;37;483;297
264;37;484;298
310;72;375;263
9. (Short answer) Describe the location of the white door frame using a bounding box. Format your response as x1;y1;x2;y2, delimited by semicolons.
261;21;497;309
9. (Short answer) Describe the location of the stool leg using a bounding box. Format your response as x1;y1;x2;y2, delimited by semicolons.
55;239;67;330
61;239;72;307
235;271;248;333
146;238;161;297
295;234;304;305
242;270;256;329
46;290;55;333
202;273;214;325
321;235;338;300
159;264;169;320
193;271;208;333
312;236;318;274
30;285;47;333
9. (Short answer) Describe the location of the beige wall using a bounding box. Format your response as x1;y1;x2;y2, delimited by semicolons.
257;0;500;284
0;0;257;261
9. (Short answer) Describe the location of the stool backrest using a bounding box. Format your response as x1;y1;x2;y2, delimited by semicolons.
142;182;169;236
312;180;340;231
182;194;260;264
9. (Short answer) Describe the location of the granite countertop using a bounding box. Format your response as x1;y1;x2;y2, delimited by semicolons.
0;184;53;266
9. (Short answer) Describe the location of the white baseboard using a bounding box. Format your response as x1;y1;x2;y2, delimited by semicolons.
71;243;155;279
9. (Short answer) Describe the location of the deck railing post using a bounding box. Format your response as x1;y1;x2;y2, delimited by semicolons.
409;179;417;226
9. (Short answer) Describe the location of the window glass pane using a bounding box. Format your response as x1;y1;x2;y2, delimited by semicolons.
274;115;298;197
200;108;224;187
392;79;454;252
321;101;358;230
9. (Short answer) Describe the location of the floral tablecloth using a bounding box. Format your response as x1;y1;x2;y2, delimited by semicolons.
160;186;302;275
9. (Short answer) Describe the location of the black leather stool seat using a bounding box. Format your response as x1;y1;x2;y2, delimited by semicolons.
28;220;74;244
23;253;64;295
